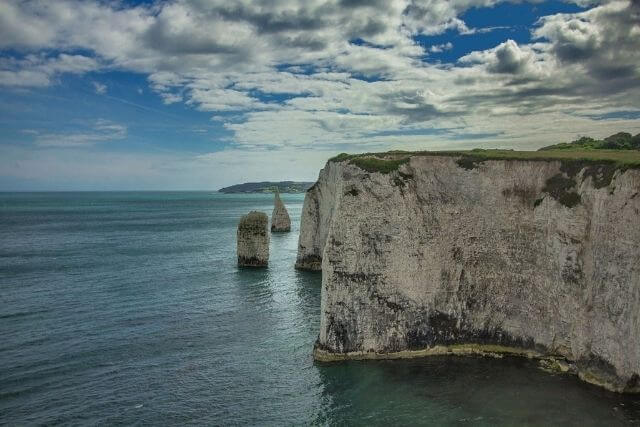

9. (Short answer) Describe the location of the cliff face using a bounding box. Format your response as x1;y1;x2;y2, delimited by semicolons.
298;155;640;392
295;162;344;270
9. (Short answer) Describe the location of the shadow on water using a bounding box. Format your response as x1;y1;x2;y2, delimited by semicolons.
293;270;322;322
232;266;275;309
314;355;640;426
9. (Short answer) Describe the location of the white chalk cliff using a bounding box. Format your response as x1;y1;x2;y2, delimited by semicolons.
297;153;640;392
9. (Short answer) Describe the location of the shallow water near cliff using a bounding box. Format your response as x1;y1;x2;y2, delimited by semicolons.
1;191;640;425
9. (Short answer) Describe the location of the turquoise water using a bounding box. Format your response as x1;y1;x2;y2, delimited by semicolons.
1;191;639;425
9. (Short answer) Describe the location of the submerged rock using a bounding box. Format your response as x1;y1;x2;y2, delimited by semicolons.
271;191;291;232
237;211;269;267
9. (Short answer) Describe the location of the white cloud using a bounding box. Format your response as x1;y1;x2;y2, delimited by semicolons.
0;0;638;170
32;119;127;147
459;39;540;76
93;81;107;94
0;53;99;87
429;42;453;53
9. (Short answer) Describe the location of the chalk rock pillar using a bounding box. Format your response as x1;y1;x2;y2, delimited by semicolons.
237;211;269;267
271;191;291;232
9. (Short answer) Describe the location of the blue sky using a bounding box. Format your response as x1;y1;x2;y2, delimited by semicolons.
0;0;639;190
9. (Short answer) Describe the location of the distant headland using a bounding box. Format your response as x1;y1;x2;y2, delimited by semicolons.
219;181;314;194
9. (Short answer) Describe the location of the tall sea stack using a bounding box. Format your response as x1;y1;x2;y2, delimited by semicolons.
237;211;269;267
271;191;291;232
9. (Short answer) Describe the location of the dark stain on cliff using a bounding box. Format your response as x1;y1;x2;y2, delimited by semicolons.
456;156;485;170
393;170;414;189
532;161;624;208
574;353;640;392
451;246;463;262
295;254;323;271
582;164;618;189
345;187;360;196
360;231;393;257
326;315;354;353
370;290;404;312
627;374;640;391
404;311;544;353
237;256;268;268
333;270;382;287
561;252;584;286
543;173;581;208
560;160;619;188
502;185;538;207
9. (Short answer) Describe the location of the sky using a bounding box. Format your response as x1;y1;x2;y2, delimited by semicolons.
0;0;639;190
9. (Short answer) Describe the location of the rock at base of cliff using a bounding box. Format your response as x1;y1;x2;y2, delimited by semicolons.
294;254;322;271
237;211;269;267
271;191;291;232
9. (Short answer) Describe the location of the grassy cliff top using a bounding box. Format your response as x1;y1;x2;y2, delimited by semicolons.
329;149;640;174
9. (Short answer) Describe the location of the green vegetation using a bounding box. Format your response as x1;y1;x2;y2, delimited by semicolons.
328;153;354;163
329;153;409;174
219;181;314;193
539;132;640;151
350;156;410;174
328;137;640;208
542;174;582;208
328;133;640;208
329;148;640;173
456;156;485;170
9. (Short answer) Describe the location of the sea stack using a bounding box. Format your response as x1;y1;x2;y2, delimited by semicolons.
237;211;269;267
271;190;291;232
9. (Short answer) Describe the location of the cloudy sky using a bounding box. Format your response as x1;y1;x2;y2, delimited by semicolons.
1;0;639;190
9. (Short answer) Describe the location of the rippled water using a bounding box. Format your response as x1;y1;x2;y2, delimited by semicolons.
1;192;639;425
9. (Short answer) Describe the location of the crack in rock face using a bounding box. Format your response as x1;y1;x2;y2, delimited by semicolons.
299;155;640;393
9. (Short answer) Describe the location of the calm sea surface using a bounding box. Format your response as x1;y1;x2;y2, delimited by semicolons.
1;191;640;425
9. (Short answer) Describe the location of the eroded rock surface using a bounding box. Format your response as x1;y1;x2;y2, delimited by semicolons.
295;163;343;270
271;191;291;232
237;211;269;267
298;155;640;392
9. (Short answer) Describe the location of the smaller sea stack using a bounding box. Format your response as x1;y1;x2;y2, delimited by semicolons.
271;191;291;232
237;211;269;267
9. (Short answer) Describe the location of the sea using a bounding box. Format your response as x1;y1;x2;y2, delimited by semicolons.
1;191;639;425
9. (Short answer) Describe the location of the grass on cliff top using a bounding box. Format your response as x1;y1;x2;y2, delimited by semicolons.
328;149;640;174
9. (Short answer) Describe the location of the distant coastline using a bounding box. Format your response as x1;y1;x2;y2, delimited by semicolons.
219;181;314;194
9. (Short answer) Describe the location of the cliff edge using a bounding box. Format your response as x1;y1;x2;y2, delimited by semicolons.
297;151;640;393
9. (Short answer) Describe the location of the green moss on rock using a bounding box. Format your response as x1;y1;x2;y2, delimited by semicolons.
543;174;582;208
349;157;409;174
456;156;486;170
